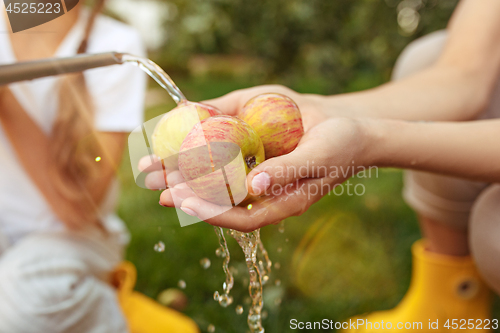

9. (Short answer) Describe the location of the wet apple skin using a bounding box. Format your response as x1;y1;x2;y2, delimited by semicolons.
179;116;265;206
238;93;304;159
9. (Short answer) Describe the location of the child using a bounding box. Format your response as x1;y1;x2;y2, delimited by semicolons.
0;1;198;332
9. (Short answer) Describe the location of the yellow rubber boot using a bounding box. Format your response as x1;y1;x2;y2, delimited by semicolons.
112;261;200;333
344;240;491;332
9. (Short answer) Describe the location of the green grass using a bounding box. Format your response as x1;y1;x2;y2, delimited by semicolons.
117;77;499;332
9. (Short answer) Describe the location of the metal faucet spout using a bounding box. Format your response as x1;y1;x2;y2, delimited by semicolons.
0;52;125;86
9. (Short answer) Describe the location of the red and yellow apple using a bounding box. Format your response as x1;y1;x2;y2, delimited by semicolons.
152;101;220;169
238;93;304;159
178;115;265;206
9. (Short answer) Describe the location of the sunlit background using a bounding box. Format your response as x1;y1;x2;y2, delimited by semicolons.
103;0;500;332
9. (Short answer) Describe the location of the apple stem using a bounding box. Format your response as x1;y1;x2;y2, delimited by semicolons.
245;156;257;169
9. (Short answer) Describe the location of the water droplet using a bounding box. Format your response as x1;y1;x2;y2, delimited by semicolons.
154;241;165;252
177;280;186;289
275;279;281;286
262;275;269;284
247;204;253;210
285;238;289;242
95;156;101;162
236;305;244;315
213;291;220;301
277;247;282;253
215;247;226;258
218;294;233;307
207;324;215;332
262;310;268;319
274;298;282;306
278;221;285;233
274;262;281;269
200;258;211;269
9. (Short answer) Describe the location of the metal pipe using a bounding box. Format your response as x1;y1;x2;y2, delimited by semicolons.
0;52;124;86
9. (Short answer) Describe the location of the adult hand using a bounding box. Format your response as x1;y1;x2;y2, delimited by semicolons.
157;117;374;232
139;85;329;191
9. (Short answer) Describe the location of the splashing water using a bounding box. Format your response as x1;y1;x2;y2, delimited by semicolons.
278;221;285;233
257;238;272;285
230;229;265;333
177;280;186;289
200;258;211;269
154;241;165;252
213;227;234;308
120;54;186;105
213;227;272;332
215;247;225;258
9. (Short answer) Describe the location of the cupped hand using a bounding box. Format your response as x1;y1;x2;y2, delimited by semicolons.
156;118;374;232
139;85;323;189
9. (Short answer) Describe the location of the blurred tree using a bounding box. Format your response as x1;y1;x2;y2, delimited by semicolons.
156;0;458;93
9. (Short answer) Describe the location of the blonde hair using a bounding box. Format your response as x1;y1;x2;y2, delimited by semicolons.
50;0;107;227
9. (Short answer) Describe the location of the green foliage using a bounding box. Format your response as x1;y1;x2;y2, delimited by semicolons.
157;0;458;93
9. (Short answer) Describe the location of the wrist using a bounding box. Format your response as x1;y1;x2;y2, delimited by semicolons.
355;117;389;168
322;93;368;119
360;118;420;170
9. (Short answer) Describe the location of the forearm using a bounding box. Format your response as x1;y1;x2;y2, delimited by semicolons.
364;118;500;183
318;0;500;123
321;65;490;122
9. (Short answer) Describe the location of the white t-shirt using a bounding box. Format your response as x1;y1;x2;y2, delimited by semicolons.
0;9;147;247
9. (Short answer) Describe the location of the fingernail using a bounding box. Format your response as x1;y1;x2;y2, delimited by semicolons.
181;207;197;217
251;172;271;195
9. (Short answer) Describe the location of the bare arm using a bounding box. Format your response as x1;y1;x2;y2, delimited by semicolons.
153;117;500;232
0;87;126;228
365;119;500;183
324;0;500;121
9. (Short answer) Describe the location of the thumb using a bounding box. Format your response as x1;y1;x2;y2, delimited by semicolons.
247;147;315;196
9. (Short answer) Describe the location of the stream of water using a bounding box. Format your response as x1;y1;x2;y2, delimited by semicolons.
121;54;187;104
124;54;272;332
